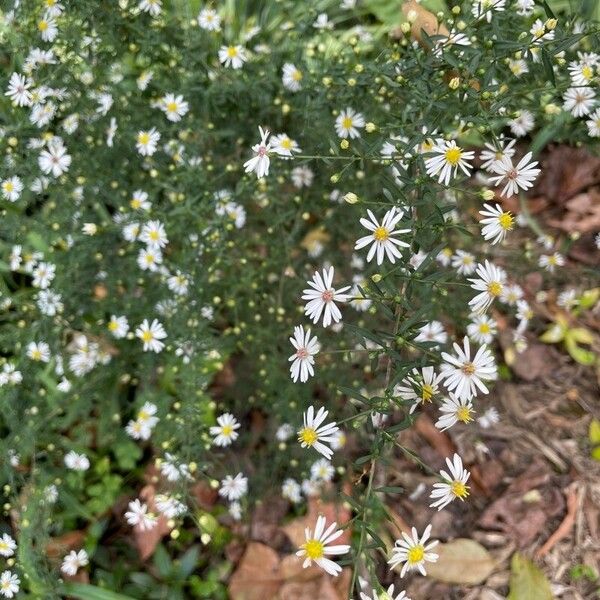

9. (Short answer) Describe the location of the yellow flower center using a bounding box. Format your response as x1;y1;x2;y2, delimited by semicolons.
138;132;150;145
3;182;14;192
421;383;434;402
227;46;238;58
487;281;503;296
299;427;318;446
221;424;233;436
149;230;159;241
478;323;490;334
302;538;325;560
31;350;42;360
166;101;178;113
38;20;48;31
292;70;302;81
131;198;141;208
451;480;470;499
342;116;353;129
281;138;292;149
0;542;9;552
498;212;514;230
581;65;593;80
373;226;389;242
108;321;118;331
461;362;475;375
445;146;463;166
548;255;557;265
407;544;425;564
138;410;150;421
456;406;473;423
141;331;154;343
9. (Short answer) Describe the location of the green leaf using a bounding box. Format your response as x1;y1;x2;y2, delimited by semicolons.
153;544;173;579
589;419;600;445
60;583;137;600
508;553;554;600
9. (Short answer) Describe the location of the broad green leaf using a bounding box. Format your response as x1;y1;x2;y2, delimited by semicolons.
508;553;554;600
59;583;136;600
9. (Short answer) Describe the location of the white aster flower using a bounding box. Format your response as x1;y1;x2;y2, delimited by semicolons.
395;367;441;414
5;72;33;106
210;413;241;447
335;107;365;139
388;524;439;577
64;451;90;471
296;515;350;576
301;266;350;328
508;110;535;137
125;499;157;530
467;314;497;344
219;473;248;501
198;8;221;30
243;126;274;178
136;128;160;156
289;325;320;383
160;93;189;122
489;152;540;197
429;453;470;510
563;86;596;117
135;318;167;352
1;177;23;202
425;139;474;186
218;45;247;69
0;571;20;598
478;203;515;244
538;252;565;272
0;535;16;558
298;406;339;460
282;63;303;92
354;207;411;265
139;0;162;17
468;260;507;313
436;393;475;430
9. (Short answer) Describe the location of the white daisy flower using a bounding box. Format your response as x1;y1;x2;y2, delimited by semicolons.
135;319;167;352
429;453;470;510
270;133;301;157
478;406;500;428
108;315;129;338
296;515;350;576
436;394;475;430
479;138;516;172
125;499;157;530
489;151;540;197
395;367;441;414
282;478;302;503
586;108;600;137
160;93;189;122
354;207;411;265
136;128;160;156
388;523;439;577
538;252;565;272
282;63;303;92
508;110;535;137
0;535;16;558
243;126;273;178
26;341;51;362
139;0;162;17
451;249;476;275
335;107;365;139
37;17;58;42
197;8;221;31
467;314;497;345
530;18;555;45
563;86;596;117
210;413;241;447
64;451;90;471
298;406;339;460
360;584;411;600
219;473;248;501
1;177;23;202
425;139;474;186
0;571;20;598
289;325;320;383
218;45;247;69
468;260;507;313
140;220;168;249
5;72;33;106
301;266;351;328
478;203;515;244
415;321;448;345
440;336;497;400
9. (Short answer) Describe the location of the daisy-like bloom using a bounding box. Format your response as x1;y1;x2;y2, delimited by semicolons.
61;550;89;576
516;0;535;15
108;315;129;338
586;108;600;137
354;207;411;265
489;152;540;197
210;413;241;447
160;93;189;122
1;177;23;202
478;406;500;428
296;515;350;576
160;453;192;482
471;0;505;22
429;453;470;510
26;341;51;362
107;116;118;146
64;451;90;471
219;473;248;501
38;17;58;42
298;406;339;460
0;571;19;598
313;12;333;30
137;247;162;271
302;267;351;328
388;524;439;577
6;245;20;270
125;499;157;530
43;0;64;17
135;319;167;352
433;29;471;56
425;139;474;186
218;45;247;69
130;189;151;211
140;220;168;249
479;138;516;172
568;60;595;86
563;87;596;118
360;584;411;600
198;8;221;30
282;63;303;92
467;314;497;345
0;535;16;558
508;58;529;77
270;133;301;157
478;203;515;244
5;72;33;106
436;394;475;430
155;494;186;518
289;325;320;383
291;166;314;188
508;110;535;137
395;367;441;414
451;249;476;275
243;126;274;178
557;289;578;309
530;18;555;45
440;337;497;400
136;127;160;156
139;0;162;17
282;478;302;503
167;271;190;295
468;260;507;314
32;261;55;288
415;321;448;345
538;252;565;273
335;107;365;139
310;458;335;482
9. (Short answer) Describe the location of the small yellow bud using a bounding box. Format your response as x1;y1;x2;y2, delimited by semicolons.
340;139;349;150
343;192;358;204
449;77;460;90
365;122;376;133
371;274;382;283
545;18;557;30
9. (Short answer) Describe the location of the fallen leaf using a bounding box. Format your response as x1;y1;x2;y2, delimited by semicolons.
426;538;495;585
391;1;449;43
414;413;455;457
228;543;283;600
507;553;553;600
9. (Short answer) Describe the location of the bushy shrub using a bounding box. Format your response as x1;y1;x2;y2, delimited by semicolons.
0;0;598;597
